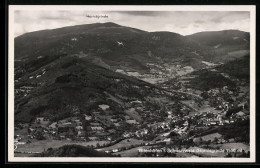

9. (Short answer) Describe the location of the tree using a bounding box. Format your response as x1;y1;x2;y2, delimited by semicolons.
226;152;232;157
213;137;218;144
198;137;203;145
35;130;46;140
206;140;211;148
96;143;100;148
27;128;31;134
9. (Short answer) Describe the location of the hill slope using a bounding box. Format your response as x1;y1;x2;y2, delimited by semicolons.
14;54;172;122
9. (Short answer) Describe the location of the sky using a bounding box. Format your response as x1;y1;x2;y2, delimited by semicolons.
14;11;250;37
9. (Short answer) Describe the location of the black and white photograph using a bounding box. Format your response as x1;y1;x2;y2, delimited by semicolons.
8;5;256;162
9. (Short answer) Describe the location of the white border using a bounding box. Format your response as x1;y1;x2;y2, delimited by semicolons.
8;5;256;163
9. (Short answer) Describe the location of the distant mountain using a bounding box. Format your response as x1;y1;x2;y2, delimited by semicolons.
187;30;250;62
15;22;216;73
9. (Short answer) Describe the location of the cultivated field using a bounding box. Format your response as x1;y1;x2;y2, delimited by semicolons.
15;140;110;153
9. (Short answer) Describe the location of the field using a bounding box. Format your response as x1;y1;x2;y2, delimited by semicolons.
198;106;221;114
113;146;152;157
124;108;143;122
193;132;222;143
181;100;199;111
97;138;146;151
227;50;249;58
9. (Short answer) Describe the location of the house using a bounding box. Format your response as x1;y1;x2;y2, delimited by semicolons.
35;117;45;123
126;119;138;124
90;126;104;131
114;123;120;127
223;120;230;124
92;112;100;115
162;132;171;137
112;149;119;153
48;122;57;129
236;111;246;117
110;119;118;123
16;141;26;145
59;132;66;139
163;138;171;143
204;121;211;126
130;100;142;104
14;89;19;93
75;126;83;130
210;120;218;125
77;130;86;137
183;121;189;127
168;113;172;119
98;104;110;111
123;132;131;138
84;115;92;121
88;136;98;141
108;129;116;133
20;86;34;93
28;127;36;132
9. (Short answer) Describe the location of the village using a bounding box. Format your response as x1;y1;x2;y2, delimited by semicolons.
14;81;249;157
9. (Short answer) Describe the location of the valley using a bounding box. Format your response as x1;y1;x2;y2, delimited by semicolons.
13;22;250;158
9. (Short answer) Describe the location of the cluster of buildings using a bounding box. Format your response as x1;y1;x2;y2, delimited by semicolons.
14;86;34;95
